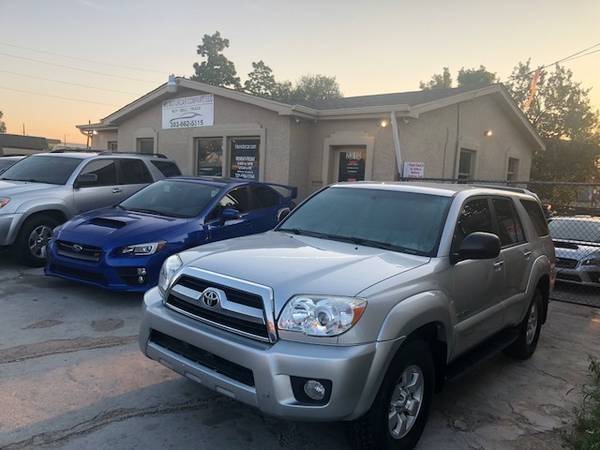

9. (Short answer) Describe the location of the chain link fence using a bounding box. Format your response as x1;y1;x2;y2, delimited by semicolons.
400;177;600;308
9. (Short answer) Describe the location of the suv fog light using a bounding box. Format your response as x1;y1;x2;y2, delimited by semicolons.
137;268;147;284
303;380;326;401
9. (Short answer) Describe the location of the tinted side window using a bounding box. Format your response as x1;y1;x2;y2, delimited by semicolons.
520;199;549;236
79;159;117;187
453;198;494;251
492;198;526;246
119;159;153;185
251;185;280;208
220;187;251;213
151;160;182;177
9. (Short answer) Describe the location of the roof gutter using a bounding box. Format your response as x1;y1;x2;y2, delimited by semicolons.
390;111;403;176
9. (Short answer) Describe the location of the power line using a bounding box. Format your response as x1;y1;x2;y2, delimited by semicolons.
0;70;143;95
0;41;167;74
559;47;600;64
514;40;600;78
0;86;119;107
0;51;159;83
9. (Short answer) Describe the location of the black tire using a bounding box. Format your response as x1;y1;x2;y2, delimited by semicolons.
14;214;60;267
504;289;544;360
352;340;434;450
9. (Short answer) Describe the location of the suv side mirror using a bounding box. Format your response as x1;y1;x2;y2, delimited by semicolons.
221;207;240;222
75;173;98;188
451;232;500;264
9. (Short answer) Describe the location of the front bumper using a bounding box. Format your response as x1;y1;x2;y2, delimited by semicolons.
556;266;600;287
0;213;23;246
45;239;165;292
139;287;404;421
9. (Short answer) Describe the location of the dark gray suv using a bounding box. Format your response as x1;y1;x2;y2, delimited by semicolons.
0;150;181;266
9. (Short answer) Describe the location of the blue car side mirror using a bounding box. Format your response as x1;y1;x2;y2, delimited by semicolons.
221;208;241;221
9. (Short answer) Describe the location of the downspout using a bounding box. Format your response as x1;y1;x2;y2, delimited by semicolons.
452;103;461;179
390;111;403;178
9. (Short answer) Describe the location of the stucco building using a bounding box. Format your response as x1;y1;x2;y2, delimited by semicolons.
79;77;544;199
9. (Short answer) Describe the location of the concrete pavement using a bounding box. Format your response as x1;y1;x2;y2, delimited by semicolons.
0;253;598;449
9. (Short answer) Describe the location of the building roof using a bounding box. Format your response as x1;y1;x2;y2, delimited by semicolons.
0;133;57;151
78;78;544;151
296;86;478;109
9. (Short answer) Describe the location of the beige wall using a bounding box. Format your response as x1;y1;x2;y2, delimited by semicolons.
91;90;535;200
92;130;118;150
93;87;292;183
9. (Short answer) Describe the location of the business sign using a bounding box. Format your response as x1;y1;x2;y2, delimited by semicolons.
402;161;425;178
162;94;214;129
338;151;365;182
230;138;260;180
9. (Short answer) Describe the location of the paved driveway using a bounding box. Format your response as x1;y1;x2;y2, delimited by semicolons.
0;254;599;449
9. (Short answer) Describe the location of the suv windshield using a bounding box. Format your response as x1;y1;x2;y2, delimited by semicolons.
119;179;222;218
278;187;451;256
0;156;82;185
549;218;600;243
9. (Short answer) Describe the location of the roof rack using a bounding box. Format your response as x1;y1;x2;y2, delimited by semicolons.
471;184;533;194
98;151;168;159
49;148;99;153
0;154;26;157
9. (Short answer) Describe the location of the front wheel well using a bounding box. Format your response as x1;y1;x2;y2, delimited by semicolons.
536;274;550;324
22;210;67;226
404;322;448;392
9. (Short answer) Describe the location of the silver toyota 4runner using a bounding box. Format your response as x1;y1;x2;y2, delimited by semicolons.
0;151;181;266
139;182;555;450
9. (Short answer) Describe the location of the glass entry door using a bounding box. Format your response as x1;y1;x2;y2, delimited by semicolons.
336;147;366;182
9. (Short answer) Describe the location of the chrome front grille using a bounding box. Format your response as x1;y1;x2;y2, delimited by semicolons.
165;269;275;343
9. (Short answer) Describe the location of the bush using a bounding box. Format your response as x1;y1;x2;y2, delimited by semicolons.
566;357;600;449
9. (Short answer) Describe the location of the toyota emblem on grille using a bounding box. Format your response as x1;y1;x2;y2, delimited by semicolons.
72;244;83;253
201;288;221;308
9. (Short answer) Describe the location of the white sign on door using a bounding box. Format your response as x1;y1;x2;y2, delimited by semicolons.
162;94;214;129
402;161;425;178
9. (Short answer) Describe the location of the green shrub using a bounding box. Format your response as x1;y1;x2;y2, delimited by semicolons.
566;357;600;449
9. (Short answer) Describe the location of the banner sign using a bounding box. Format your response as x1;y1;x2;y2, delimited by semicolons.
402;161;425;178
162;95;214;129
338;151;365;182
230;138;260;180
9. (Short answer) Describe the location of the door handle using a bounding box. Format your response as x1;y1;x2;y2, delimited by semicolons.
493;260;505;271
112;187;122;194
523;249;533;259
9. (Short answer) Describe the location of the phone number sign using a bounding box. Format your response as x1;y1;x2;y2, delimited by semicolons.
162;94;214;129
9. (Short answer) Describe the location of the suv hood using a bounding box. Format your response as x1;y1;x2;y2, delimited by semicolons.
57;208;189;248
0;179;62;196
179;231;429;312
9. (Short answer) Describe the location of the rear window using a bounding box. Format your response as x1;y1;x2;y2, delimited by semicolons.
119;159;153;184
151;160;182;177
520;199;549;236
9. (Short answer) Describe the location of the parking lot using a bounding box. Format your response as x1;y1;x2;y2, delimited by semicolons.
0;253;598;450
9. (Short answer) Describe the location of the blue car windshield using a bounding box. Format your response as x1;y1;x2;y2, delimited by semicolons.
278;187;451;256
119;180;222;218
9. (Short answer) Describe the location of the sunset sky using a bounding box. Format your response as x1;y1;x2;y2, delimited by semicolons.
0;0;599;144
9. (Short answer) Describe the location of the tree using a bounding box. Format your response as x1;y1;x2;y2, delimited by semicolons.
191;32;241;89
243;61;277;98
286;74;342;104
506;60;599;142
0;111;6;133
456;65;498;88
419;67;452;90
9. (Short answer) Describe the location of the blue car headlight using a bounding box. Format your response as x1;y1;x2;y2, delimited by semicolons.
582;257;600;266
120;241;166;256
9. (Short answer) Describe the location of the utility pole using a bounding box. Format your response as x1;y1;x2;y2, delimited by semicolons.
22;123;25;136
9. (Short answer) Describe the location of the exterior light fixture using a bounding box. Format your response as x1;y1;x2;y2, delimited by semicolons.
484;130;493;137
380;119;388;128
92;130;98;135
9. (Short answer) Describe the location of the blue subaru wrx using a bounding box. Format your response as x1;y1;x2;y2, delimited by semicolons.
45;177;296;292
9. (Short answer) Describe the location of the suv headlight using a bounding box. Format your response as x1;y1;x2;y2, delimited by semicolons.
158;254;182;295
278;295;367;337
0;198;10;209
120;241;166;256
582;257;600;266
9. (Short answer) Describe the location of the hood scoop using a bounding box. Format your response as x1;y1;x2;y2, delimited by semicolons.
87;217;127;229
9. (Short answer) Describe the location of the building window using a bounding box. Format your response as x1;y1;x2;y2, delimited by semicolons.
107;141;117;151
230;137;260;181
506;157;520;181
457;149;476;181
136;138;154;154
196;137;223;176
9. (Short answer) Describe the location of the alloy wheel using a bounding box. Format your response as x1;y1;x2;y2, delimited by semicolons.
28;225;53;259
388;365;424;439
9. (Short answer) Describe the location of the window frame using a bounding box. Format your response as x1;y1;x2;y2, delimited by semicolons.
457;148;477;181
195;136;224;177
76;158;119;188
136;137;154;155
520;198;549;237
117;158;153;185
506;157;520;181
107;141;118;151
490;196;527;248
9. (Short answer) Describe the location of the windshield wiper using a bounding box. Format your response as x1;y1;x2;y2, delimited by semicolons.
128;207;188;218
